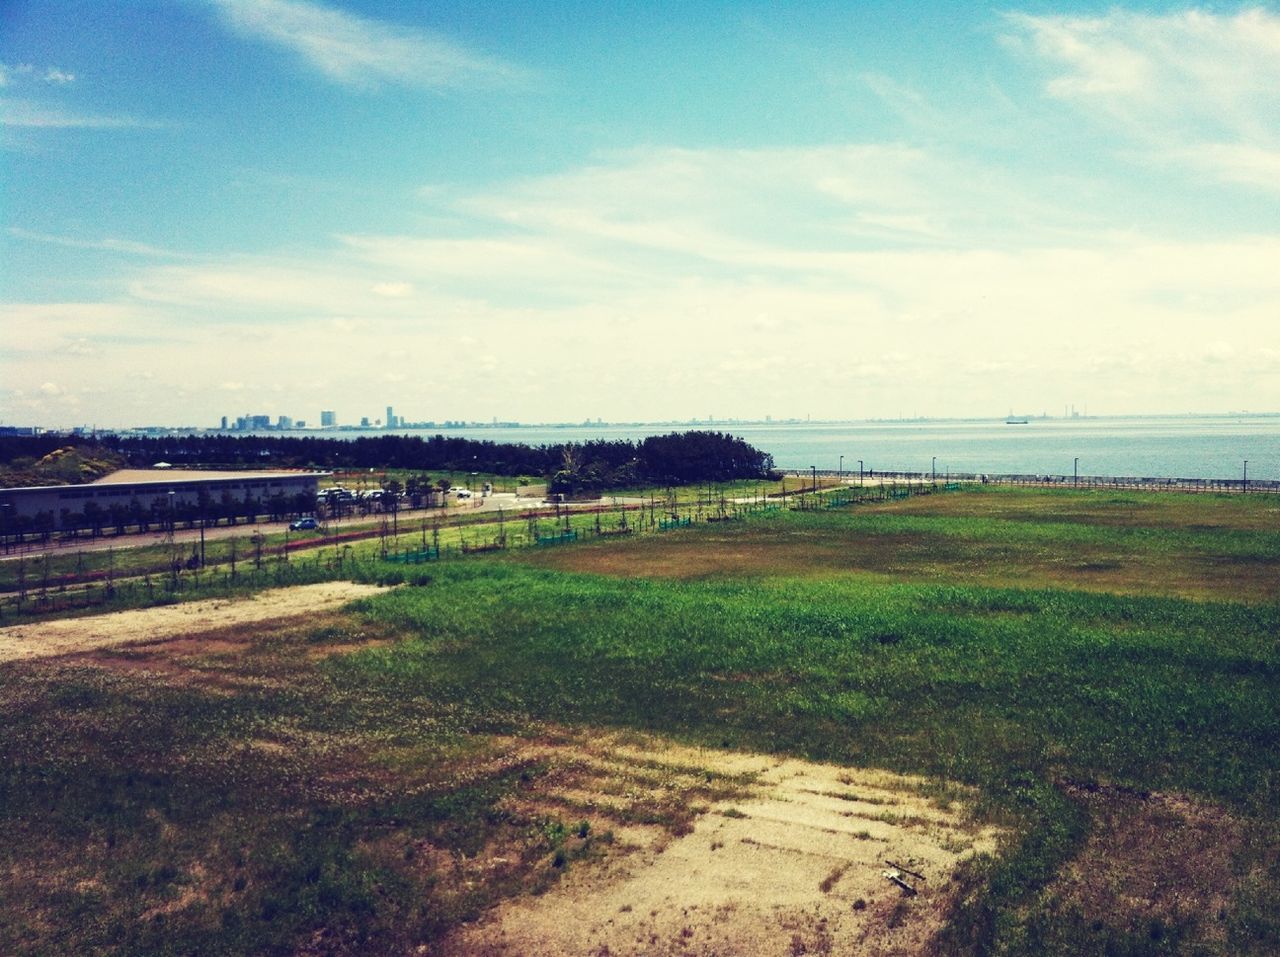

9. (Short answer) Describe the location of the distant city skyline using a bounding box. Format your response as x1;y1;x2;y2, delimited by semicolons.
4;2;1279;427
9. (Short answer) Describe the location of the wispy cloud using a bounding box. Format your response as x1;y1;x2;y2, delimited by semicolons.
208;0;528;89
8;227;188;258
0;98;162;130
1004;8;1280;190
0;62;33;87
1;62;76;88
451;143;1094;271
1172;143;1280;195
1006;9;1280;122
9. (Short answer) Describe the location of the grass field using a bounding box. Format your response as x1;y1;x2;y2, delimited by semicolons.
0;486;1277;954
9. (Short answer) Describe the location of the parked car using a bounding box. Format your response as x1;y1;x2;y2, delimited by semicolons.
290;517;319;530
455;489;472;499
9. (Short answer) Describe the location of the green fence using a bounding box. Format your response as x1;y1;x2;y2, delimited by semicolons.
385;547;440;564
535;530;579;547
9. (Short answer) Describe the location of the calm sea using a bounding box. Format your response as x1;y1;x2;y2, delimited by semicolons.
350;415;1279;482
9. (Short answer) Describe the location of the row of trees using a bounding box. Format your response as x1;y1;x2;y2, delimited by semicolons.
548;432;777;495
1;430;777;496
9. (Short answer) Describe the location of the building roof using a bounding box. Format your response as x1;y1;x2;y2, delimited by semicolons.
0;469;330;497
91;469;326;485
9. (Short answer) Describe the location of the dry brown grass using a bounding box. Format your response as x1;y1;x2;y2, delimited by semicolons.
520;518;1280;602
1026;783;1249;951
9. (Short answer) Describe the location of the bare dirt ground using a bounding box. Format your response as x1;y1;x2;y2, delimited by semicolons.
0;581;388;662
1026;782;1250;950
442;733;1005;957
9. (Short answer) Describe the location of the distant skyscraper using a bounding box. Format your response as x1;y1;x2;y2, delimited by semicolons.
220;416;228;430
321;410;337;428
386;405;395;429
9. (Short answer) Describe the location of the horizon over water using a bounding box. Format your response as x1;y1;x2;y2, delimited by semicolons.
278;414;1279;482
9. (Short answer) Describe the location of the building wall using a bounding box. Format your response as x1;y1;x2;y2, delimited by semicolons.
0;473;324;534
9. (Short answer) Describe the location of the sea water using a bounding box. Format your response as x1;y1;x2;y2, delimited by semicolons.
368;415;1279;481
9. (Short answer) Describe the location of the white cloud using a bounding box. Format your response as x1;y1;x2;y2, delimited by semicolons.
0;98;161;129
1005;8;1280;191
43;68;75;85
8;227;186;258
8;131;1280;424
0;63;33;87
370;281;414;298
39;382;62;396
208;0;527;89
1007;9;1280;119
1172;143;1280;194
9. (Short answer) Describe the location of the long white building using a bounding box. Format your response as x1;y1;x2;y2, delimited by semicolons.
0;468;328;537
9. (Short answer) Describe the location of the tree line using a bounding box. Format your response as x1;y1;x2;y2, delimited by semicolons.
0;431;776;494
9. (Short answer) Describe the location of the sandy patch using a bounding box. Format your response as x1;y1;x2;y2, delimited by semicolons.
0;581;388;662
443;734;1004;956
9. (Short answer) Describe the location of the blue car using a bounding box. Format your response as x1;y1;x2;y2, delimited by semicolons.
289;517;319;531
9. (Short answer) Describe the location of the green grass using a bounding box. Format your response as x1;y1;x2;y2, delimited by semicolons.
1;487;1278;954
348;561;1279;802
526;487;1280;602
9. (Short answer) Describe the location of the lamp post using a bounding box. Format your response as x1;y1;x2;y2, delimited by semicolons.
931;456;936;484
1243;460;1248;494
810;465;817;493
839;455;844;482
1073;457;1079;487
858;460;864;486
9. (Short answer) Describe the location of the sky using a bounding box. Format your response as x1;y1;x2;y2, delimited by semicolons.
2;0;1279;428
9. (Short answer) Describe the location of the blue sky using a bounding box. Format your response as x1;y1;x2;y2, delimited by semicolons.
3;1;1278;427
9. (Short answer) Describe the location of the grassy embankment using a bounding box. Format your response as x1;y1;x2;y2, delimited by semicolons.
0;486;1277;954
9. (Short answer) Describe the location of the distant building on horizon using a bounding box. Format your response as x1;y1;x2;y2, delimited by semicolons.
386;405;396;429
320;410;337;428
234;414;271;430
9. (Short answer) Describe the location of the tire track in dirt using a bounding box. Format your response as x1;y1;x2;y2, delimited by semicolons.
444;735;1005;957
0;582;388;662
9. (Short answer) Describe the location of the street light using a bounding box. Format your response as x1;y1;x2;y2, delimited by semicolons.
839;455;844;482
931;456;936;484
1243;460;1248;494
858;459;864;487
1073;457;1079;487
810;465;817;493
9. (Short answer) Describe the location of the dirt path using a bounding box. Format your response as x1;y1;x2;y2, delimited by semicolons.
444;735;1004;957
0;581;388;662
